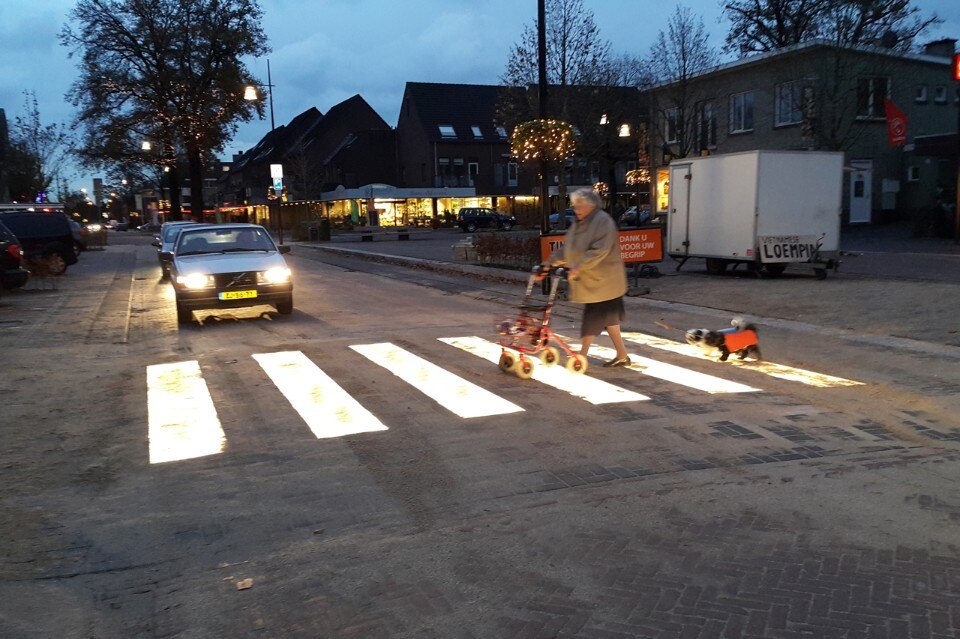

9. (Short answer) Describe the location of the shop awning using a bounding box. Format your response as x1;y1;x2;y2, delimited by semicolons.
320;184;476;202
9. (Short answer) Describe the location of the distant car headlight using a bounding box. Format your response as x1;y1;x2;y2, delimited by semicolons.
258;267;292;284
176;273;215;289
86;224;102;232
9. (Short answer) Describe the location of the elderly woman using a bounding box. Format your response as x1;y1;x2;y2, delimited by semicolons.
540;188;631;367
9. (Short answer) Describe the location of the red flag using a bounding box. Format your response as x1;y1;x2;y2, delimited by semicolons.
884;98;908;147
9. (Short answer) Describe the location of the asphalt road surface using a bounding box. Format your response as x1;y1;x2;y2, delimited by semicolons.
1;233;958;638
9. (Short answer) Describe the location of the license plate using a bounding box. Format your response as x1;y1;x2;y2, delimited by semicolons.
218;290;257;300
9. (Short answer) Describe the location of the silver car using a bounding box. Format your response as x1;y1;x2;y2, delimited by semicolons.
163;224;293;324
153;221;203;278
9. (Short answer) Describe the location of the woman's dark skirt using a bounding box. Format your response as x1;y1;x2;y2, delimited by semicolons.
580;297;625;337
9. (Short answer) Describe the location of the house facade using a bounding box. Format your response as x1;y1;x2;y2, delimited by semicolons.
645;39;958;224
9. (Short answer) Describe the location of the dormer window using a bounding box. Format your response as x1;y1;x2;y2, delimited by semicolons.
471;125;483;139
439;125;457;138
496;126;508;138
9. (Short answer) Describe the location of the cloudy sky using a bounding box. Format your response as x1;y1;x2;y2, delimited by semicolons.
1;0;958;192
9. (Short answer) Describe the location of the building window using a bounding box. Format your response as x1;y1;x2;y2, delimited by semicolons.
775;82;803;126
934;85;947;103
468;162;479;186
729;92;754;133
507;162;518;186
915;85;928;103
697;103;717;149
421;163;426;182
496;126;508;138
471;125;483;139
856;77;889;118
664;108;680;144
626;160;637;172
438;125;457;138
590;161;600;183
907;166;920;182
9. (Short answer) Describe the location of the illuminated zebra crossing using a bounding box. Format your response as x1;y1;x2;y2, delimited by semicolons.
145;338;864;464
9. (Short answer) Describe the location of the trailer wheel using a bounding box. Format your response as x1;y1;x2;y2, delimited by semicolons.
705;258;727;275
814;268;828;280
765;264;787;277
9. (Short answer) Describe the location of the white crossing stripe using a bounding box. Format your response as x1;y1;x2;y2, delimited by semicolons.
147;360;226;464
350;343;524;418
253;351;388;438
565;340;760;394
618;331;863;388
439;336;649;405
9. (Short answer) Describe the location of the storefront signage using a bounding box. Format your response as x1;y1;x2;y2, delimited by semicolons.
540;227;663;265
758;235;820;263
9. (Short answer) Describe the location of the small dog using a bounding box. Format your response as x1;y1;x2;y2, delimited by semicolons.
685;318;761;361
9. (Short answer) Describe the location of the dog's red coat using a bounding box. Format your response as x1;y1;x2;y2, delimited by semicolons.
724;329;758;352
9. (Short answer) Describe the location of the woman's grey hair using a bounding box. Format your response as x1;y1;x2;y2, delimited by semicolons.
569;187;603;210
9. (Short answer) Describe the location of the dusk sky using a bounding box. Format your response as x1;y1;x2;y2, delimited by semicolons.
1;0;958;193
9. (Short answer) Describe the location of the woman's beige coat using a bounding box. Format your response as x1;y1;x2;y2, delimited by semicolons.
547;209;627;303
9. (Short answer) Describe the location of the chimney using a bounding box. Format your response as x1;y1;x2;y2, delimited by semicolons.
922;38;956;59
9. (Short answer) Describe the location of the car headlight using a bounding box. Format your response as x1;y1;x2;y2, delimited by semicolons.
258;267;292;285
176;273;215;289
86;224;102;232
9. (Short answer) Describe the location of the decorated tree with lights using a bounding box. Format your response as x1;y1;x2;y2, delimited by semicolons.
61;0;267;219
510;119;577;220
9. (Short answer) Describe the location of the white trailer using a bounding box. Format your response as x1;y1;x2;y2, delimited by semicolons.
666;150;843;279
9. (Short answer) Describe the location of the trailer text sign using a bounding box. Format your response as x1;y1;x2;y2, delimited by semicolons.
540;227;663;264
758;235;820;263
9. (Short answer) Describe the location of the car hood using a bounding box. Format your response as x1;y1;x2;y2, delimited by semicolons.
173;251;289;274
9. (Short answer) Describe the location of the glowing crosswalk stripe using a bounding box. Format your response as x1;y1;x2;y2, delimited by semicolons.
252;351;388;438
618;331;863;387
350;343;524;418
566;341;760;394
147;360;226;464
439;336;648;405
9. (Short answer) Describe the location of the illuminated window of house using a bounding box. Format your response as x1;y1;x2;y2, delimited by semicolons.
496;126;508;138
471;126;483;139
438;125;457;138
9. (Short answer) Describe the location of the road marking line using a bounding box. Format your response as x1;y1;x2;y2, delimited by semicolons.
253;351;388;438
147;360;226;464
563;340;760;394
439;336;648;405
350;343;524;418
617;331;863;387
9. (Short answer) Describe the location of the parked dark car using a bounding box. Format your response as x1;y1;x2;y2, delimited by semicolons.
456;208;517;233
0;220;29;290
548;208;576;230
619;206;653;227
0;211;79;274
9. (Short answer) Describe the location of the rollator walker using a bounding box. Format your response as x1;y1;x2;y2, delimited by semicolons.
496;265;588;379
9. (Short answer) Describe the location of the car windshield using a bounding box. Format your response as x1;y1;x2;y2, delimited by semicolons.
176;227;276;256
162;224;195;243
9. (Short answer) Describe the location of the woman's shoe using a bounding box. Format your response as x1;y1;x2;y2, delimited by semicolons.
602;356;631;368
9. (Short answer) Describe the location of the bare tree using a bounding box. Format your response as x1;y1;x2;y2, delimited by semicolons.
646;5;718;161
722;0;939;54
7;91;72;202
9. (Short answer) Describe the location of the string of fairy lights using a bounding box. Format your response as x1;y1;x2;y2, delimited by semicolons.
509;119;577;164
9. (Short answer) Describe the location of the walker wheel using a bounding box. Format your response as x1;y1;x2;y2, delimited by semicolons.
539;346;560;367
498;351;517;373
565;354;588;374
515;357;534;380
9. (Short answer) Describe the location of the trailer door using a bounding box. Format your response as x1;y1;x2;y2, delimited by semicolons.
667;164;691;255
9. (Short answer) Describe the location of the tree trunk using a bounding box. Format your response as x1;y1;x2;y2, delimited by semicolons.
187;143;205;220
168;164;182;221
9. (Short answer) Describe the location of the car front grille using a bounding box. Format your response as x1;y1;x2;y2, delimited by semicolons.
215;271;257;288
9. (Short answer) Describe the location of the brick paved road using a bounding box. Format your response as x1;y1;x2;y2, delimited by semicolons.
0;236;957;638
